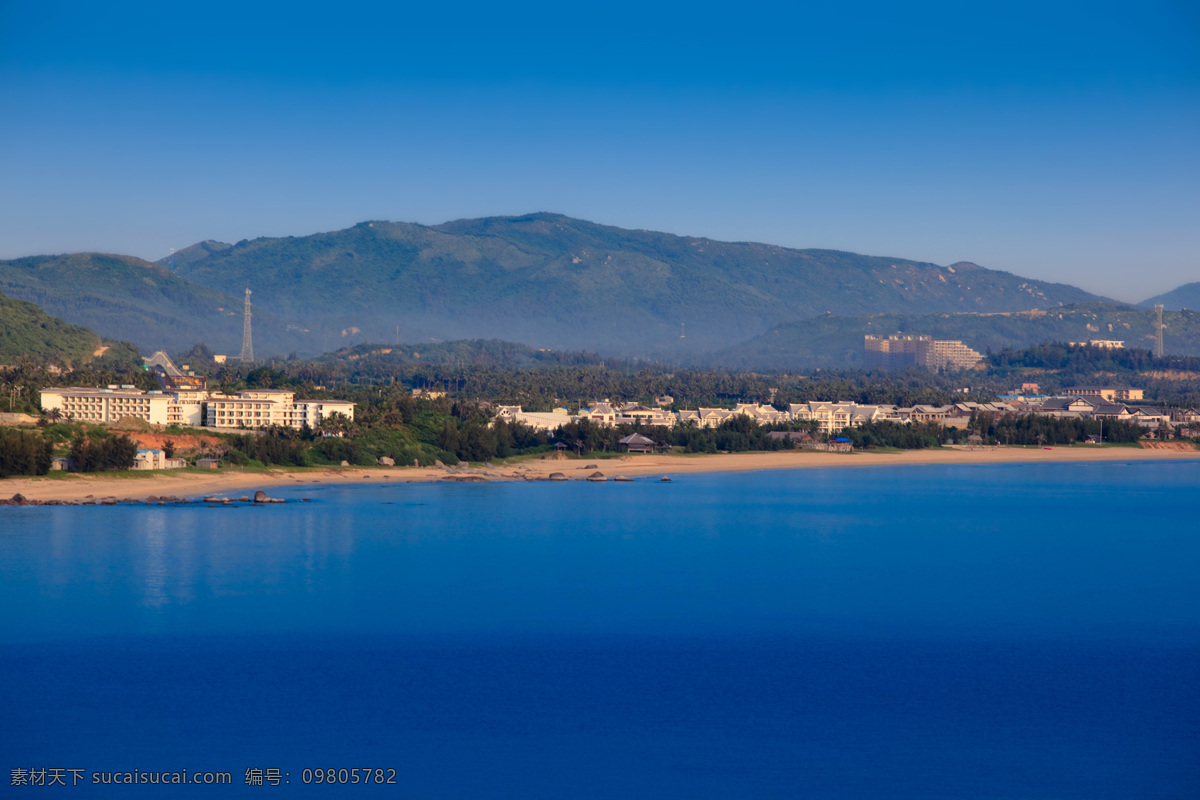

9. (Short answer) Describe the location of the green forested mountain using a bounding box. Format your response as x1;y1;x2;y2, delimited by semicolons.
0;252;312;355
172;213;1103;358
0;289;101;364
155;240;232;270
1140;282;1200;311
715;304;1200;370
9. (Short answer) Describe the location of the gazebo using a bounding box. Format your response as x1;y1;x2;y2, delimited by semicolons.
618;432;658;453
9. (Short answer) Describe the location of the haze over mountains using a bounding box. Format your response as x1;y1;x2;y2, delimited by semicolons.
2;213;1195;365
1140;283;1200;312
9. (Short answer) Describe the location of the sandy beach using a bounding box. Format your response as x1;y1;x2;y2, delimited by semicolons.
2;444;1196;503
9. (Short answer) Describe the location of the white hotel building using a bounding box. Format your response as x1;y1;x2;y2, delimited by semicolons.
205;389;355;430
41;386;354;431
40;386;173;425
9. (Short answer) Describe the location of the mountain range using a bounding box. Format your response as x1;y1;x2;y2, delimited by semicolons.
1140;282;1200;312
2;213;1195;364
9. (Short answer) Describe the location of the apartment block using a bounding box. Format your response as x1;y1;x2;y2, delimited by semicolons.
864;335;983;371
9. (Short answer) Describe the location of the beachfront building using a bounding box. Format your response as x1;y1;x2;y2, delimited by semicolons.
42;385;355;431
167;389;207;427
615;403;677;427
577;402;618;426
733;403;790;425
41;386;172;425
205;389;355;431
493;406;573;431
790;402;881;434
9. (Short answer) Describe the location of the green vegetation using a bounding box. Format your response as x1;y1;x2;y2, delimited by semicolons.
0;427;52;477
0;253;307;355
68;430;138;472
0;289;103;364
981;414;1146;446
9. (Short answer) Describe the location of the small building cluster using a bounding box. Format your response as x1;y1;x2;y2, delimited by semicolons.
493;385;1200;440
40;386;354;431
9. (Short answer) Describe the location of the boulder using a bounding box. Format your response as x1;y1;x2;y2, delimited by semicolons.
253;490;269;503
10;493;28;505
548;472;567;481
377;456;395;466
340;460;350;467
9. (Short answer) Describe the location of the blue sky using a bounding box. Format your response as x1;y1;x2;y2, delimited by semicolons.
1;1;1197;302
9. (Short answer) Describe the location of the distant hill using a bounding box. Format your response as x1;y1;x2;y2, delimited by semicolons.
172;213;1104;358
0;289;143;366
0;289;101;364
317;339;609;369
0;253;314;356
713;304;1200;371
1140;282;1200;311
156;240;232;270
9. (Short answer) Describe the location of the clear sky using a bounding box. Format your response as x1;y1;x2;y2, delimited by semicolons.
1;1;1197;303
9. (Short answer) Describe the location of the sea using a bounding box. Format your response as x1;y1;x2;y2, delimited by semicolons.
2;461;1198;798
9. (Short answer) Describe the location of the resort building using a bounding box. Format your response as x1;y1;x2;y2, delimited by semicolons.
1060;386;1144;402
40;386;172;425
41;385;354;431
614;403;677;427
864;335;984;371
493;406;573;431
577;402;618;426
205;390;355;430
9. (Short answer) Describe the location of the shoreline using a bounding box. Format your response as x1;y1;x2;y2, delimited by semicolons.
2;445;1197;503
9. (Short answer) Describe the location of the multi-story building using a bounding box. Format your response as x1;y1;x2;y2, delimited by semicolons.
615;403;677;427
205;390;355;430
40;386;172;425
42;386;354;431
167;389;207;426
864;335;983;371
1061;386;1144;402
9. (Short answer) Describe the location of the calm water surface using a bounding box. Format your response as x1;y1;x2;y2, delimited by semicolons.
2;461;1198;797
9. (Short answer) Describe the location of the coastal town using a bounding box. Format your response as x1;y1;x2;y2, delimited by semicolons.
494;388;1197;439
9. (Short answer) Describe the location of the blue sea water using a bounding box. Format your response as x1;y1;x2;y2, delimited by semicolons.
2;461;1199;798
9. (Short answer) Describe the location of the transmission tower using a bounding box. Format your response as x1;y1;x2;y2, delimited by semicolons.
239;288;254;363
1154;304;1164;358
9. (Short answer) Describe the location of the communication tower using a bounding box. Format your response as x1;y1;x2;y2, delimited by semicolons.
1154;304;1164;358
239;288;254;363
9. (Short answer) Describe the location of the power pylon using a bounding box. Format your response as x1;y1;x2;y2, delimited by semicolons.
240;288;254;363
1154;304;1164;358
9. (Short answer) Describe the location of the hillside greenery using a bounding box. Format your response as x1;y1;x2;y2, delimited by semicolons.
0;252;310;356
0;289;102;364
168;213;1100;359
